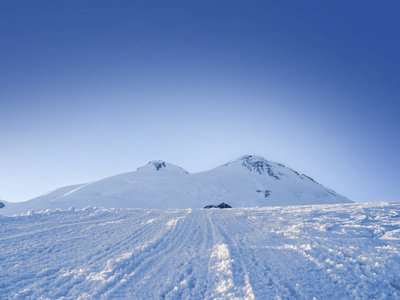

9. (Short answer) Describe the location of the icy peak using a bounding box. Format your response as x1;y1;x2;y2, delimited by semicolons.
238;155;267;162
223;155;282;179
136;160;189;175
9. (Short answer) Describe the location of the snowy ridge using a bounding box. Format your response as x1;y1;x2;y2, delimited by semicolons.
1;202;399;298
62;182;95;197
2;155;352;215
238;155;282;179
136;160;189;175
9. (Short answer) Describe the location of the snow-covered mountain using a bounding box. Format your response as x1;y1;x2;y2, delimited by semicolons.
2;155;352;215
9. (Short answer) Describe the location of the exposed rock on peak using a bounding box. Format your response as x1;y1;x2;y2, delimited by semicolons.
239;155;281;179
136;160;188;175
149;161;166;171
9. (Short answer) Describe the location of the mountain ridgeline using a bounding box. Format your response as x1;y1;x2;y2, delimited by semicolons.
2;155;352;215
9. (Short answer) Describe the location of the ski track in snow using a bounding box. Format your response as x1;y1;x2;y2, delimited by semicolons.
1;203;400;299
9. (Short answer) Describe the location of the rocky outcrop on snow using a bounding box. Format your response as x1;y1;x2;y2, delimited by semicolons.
256;190;272;198
152;161;166;171
240;155;282;179
136;160;189;175
204;202;232;209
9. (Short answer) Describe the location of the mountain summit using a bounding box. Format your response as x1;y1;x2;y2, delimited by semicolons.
2;155;352;215
136;160;189;175
222;155;286;178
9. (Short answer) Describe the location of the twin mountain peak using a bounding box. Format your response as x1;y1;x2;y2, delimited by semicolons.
140;156;293;178
1;155;352;215
137;156;322;183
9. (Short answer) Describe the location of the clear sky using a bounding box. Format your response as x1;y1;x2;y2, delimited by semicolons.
1;1;399;203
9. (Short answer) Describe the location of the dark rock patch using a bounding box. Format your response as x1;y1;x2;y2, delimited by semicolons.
152;161;166;171
256;190;272;198
241;155;281;179
204;202;232;209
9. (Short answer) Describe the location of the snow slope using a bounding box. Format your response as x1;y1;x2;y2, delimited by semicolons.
2;156;351;215
1;202;399;299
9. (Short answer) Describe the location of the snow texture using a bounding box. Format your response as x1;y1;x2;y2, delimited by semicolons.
3;156;351;215
1;202;400;299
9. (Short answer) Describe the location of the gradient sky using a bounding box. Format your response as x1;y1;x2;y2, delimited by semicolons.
1;1;399;203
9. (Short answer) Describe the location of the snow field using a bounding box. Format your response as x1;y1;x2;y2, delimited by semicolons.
1;202;400;299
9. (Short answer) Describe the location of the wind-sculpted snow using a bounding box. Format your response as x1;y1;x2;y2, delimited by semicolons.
1;202;400;299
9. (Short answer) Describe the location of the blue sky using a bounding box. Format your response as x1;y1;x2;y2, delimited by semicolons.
1;1;399;203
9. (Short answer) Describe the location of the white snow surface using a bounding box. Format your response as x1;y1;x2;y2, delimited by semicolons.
1;202;400;299
2;156;351;215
